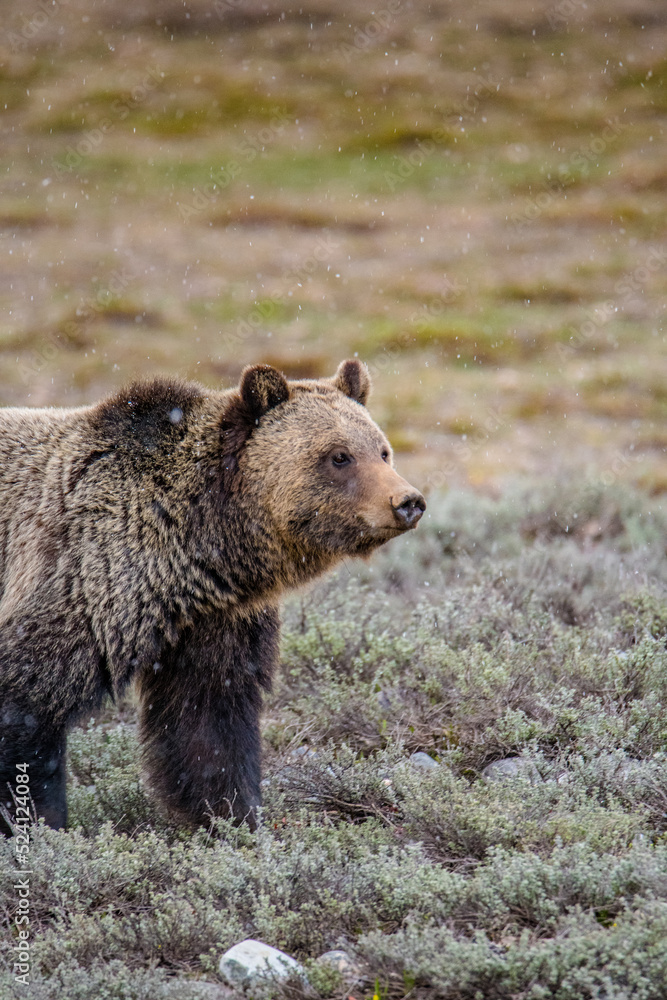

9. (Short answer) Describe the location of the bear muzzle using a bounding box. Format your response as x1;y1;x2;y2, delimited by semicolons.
356;464;426;537
391;490;426;530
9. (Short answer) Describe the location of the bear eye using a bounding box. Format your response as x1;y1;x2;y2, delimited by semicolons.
331;451;351;467
381;448;389;462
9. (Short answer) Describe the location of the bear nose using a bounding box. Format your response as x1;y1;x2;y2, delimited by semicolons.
391;491;426;529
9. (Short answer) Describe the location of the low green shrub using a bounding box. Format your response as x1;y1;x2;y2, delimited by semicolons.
3;481;667;998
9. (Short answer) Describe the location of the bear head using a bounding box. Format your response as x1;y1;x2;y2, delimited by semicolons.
233;359;426;561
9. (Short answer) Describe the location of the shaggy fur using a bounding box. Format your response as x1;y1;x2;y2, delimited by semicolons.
0;360;424;831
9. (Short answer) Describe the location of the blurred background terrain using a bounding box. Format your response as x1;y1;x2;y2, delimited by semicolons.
2;0;666;492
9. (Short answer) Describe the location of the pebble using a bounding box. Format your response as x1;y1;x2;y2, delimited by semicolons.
482;757;542;784
174;983;233;999
376;688;394;711
408;751;440;771
291;745;318;760
316;950;363;987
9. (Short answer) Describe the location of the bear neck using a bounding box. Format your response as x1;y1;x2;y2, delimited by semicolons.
187;472;338;613
171;406;337;616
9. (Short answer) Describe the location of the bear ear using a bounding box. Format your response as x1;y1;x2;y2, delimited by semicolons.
332;359;372;406
239;364;290;420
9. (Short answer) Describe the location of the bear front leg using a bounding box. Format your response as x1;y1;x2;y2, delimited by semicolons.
0;724;67;835
1;606;104;836
27;731;68;831
137;605;280;830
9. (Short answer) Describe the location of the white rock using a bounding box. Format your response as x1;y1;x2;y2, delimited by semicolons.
219;939;303;986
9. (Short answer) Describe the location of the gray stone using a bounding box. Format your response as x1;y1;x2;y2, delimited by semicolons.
171;983;233;999
219;939;303;986
482;757;542;784
291;745;318;760
408;751;439;771
376;688;394;711
316;950;363;987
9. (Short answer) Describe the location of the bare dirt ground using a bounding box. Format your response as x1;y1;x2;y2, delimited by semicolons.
1;0;666;494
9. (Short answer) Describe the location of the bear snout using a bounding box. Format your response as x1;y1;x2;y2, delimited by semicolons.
391;490;426;530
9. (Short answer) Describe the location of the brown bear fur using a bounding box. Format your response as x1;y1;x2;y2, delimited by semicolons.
0;360;425;831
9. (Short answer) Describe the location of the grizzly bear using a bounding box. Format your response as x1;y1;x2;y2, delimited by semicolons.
0;360;425;832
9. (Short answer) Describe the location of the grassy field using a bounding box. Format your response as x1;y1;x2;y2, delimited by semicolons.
2;0;666;489
1;0;667;996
